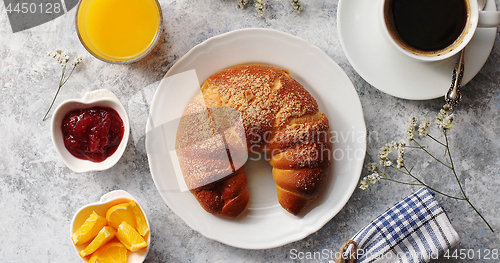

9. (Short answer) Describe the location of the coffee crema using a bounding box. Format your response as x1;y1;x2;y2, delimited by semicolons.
386;0;468;53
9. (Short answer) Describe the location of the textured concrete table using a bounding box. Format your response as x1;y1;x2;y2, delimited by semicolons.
0;0;499;262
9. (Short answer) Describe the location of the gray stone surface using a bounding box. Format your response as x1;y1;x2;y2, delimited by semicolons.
0;0;499;262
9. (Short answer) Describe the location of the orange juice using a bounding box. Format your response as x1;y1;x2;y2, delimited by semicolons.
76;0;162;63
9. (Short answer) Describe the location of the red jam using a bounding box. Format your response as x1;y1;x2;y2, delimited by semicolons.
61;106;124;162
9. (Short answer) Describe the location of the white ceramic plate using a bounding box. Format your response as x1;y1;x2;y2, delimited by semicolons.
146;28;366;249
338;0;497;100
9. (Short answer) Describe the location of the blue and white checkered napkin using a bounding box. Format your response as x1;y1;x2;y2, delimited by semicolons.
338;187;460;263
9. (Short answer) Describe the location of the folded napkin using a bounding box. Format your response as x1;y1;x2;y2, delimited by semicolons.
335;188;460;263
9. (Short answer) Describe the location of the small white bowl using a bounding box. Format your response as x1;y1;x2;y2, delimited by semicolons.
70;190;150;262
51;89;130;173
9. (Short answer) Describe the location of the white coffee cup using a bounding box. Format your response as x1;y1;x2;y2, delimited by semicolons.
380;0;500;62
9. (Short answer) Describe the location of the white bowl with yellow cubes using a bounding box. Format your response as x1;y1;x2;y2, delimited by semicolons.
70;190;150;262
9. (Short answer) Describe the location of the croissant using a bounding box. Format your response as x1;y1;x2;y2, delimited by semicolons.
175;64;332;218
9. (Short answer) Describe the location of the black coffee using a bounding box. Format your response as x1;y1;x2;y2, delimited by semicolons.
389;0;468;52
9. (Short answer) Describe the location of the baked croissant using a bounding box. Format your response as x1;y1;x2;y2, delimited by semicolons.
175;64;332;218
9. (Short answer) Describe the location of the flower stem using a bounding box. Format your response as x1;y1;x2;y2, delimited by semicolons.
443;131;464;193
413;139;453;169
443;131;494;232
427;134;447;147
42;64;77;121
393;166;465;200
405;145;421;149
380;172;420;186
60;64;77;87
382;178;420;186
466;198;494;232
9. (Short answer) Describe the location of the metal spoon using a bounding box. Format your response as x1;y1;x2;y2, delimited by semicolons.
478;0;487;10
445;0;487;107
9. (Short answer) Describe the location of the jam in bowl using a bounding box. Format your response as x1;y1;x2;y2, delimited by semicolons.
51;89;130;173
62;106;124;162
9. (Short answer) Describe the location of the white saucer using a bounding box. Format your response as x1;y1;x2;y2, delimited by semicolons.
338;0;497;100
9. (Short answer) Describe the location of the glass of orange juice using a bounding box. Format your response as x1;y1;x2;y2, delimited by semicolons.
76;0;162;63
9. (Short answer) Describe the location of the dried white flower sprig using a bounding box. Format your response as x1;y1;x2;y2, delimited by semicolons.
43;51;83;121
361;104;493;232
238;0;302;14
255;0;265;14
